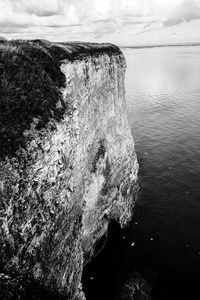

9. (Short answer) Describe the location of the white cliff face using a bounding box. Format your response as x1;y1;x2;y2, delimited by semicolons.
0;40;138;299
60;54;138;257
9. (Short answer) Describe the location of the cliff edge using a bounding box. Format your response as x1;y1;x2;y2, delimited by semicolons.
0;40;139;299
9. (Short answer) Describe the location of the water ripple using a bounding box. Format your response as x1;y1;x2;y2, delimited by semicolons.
124;46;200;292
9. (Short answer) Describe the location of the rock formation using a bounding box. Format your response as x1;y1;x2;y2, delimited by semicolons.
0;40;138;299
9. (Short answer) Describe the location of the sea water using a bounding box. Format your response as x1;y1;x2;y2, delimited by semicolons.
83;46;200;300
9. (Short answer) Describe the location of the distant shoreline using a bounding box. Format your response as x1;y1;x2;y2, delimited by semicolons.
120;42;200;49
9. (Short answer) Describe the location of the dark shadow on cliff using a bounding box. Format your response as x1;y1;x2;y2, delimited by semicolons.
82;219;152;300
0;274;63;300
82;209;200;300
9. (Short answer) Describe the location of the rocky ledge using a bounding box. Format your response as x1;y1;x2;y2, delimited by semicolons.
0;40;139;299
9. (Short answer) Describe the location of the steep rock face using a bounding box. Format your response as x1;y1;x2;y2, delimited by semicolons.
0;40;138;299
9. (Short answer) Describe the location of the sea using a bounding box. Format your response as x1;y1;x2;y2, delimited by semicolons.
83;46;200;300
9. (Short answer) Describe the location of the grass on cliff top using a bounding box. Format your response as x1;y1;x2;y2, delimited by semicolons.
0;40;68;158
0;39;121;158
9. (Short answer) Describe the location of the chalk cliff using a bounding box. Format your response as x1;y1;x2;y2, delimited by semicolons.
0;40;138;299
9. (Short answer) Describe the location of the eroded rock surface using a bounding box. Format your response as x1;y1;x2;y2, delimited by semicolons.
0;40;138;299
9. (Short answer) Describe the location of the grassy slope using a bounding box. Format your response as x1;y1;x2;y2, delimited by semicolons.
0;39;121;158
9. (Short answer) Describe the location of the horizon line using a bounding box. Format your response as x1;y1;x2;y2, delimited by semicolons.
119;41;200;49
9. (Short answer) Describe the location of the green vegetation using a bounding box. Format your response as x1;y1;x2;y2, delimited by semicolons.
0;39;121;158
0;40;66;157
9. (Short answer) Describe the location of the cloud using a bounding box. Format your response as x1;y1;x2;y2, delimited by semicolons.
164;0;200;26
14;0;62;17
0;0;80;28
0;0;200;43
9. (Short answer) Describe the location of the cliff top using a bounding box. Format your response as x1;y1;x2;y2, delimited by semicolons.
0;40;122;158
0;39;122;62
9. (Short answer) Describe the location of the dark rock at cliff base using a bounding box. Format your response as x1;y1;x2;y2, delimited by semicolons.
0;40;138;299
115;271;152;300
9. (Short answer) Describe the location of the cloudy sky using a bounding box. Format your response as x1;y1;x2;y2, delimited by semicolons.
1;0;200;45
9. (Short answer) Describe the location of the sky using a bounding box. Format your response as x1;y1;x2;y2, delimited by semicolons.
0;0;200;46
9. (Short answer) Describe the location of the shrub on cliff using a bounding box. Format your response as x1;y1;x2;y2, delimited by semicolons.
0;40;66;157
